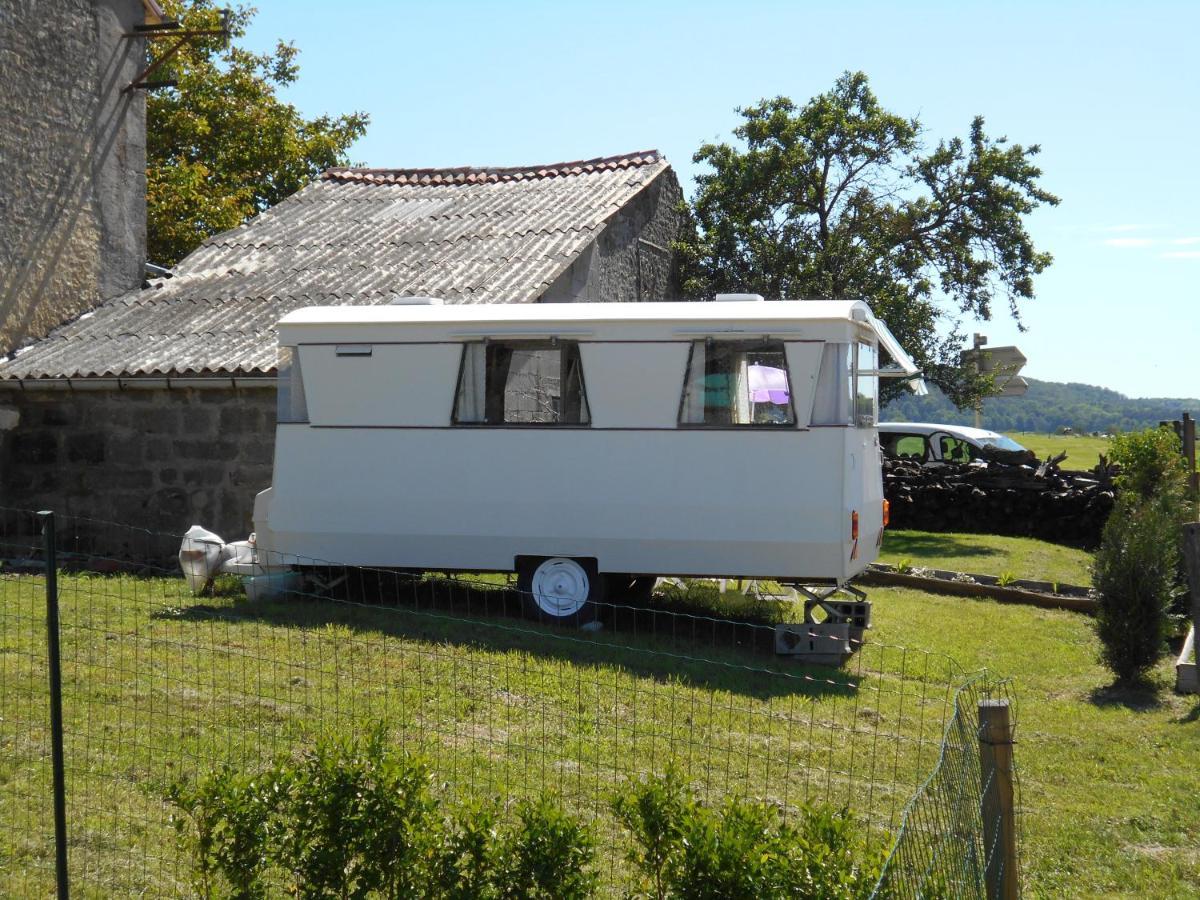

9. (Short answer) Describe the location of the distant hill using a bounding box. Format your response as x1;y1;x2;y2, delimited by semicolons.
883;378;1199;434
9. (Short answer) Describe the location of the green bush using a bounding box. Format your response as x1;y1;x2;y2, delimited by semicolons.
1093;427;1193;683
168;765;274;900
1107;427;1191;503
612;769;884;899
495;799;598;899
171;735;886;899
168;728;597;899
271;728;439;899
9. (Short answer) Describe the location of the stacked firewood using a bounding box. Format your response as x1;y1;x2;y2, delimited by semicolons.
883;451;1116;547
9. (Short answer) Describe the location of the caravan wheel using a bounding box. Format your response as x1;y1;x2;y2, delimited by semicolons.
518;557;602;624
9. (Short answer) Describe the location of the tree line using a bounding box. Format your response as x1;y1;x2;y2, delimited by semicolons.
883;378;1199;434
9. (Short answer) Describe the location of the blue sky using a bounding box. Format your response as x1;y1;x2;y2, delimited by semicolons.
242;0;1199;400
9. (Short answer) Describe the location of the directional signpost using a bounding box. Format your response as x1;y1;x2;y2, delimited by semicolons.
963;335;1027;428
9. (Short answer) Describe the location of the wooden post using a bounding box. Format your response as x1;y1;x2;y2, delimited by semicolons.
1183;413;1198;501
973;333;986;430
1181;523;1200;693
979;699;1018;900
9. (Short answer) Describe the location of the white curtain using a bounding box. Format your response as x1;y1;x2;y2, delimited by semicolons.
812;343;852;425
680;340;708;423
732;355;750;424
455;343;486;422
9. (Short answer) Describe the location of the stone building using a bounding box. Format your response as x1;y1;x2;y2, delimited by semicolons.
0;0;151;355
0;151;685;556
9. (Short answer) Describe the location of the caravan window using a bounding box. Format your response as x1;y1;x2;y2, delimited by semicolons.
812;341;880;427
855;342;878;427
276;346;309;424
453;341;590;425
678;340;795;426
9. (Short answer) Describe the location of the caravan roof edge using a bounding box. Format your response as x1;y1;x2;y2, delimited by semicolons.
276;300;873;328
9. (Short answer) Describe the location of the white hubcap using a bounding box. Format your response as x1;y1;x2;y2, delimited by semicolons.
530;558;590;617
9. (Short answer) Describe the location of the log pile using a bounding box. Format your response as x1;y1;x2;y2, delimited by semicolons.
883;451;1116;547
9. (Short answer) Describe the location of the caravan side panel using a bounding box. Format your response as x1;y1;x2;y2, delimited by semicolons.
300;344;460;427
259;428;852;580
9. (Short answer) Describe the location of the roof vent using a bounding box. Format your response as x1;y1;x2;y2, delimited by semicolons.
714;293;765;302
389;296;444;305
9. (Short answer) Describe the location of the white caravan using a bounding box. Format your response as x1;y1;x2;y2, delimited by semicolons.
219;298;924;622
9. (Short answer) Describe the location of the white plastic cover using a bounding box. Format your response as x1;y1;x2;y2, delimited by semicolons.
179;525;226;594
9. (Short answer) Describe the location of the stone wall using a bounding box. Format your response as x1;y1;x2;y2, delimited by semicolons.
0;0;147;355
540;169;685;303
0;386;275;562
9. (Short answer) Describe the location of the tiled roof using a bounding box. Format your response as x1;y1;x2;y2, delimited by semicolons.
0;151;670;380
324;151;664;186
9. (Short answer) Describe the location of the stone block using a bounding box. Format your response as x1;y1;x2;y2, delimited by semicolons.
147;487;188;524
181;407;217;433
229;465;271;488
13;431;58;464
158;467;178;485
127;402;183;434
241;440;276;466
145;438;172;462
38;403;76;427
105;469;153;491
66;433;106;464
34;470;60;492
172;439;237;461
181;465;227;487
219;405;262;433
108;436;146;465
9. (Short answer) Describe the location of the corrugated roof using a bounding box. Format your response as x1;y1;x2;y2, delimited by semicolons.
1;151;670;380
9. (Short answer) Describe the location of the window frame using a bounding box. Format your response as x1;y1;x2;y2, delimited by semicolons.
450;338;592;427
853;339;879;428
675;338;799;429
276;345;309;424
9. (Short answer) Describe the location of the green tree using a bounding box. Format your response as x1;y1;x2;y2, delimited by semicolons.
679;71;1058;407
1093;427;1192;684
147;2;368;265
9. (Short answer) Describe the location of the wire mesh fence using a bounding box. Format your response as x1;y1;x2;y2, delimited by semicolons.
872;677;1020;899
0;507;1019;897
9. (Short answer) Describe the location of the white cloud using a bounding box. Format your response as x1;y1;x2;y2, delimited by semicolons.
1103;237;1155;247
1159;250;1200;259
1170;236;1200;245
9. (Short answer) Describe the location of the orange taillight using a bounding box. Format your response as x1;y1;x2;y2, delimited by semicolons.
851;510;859;540
882;499;890;528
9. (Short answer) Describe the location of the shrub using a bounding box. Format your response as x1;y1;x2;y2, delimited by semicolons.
168;765;274;900
1093;427;1192;683
169;727;597;899
1107;427;1190;503
612;770;884;900
1093;491;1181;682
271;727;440;899
430;801;504;900
495;798;598;899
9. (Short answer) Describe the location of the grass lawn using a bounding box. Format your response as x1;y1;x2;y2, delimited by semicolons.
0;572;958;897
870;585;1199;899
2;549;1197;897
1007;432;1111;469
880;529;1094;586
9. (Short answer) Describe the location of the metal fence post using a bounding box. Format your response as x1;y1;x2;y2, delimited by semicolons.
978;699;1017;900
39;510;69;900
